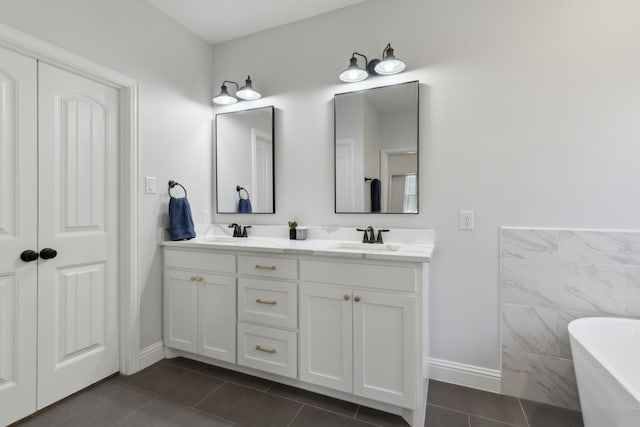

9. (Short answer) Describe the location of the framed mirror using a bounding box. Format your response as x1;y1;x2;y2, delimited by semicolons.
215;106;275;213
334;81;419;214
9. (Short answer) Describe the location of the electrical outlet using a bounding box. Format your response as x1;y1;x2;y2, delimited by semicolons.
459;210;474;230
145;176;157;194
202;210;210;224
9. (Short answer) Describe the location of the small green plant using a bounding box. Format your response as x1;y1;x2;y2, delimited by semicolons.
288;221;298;229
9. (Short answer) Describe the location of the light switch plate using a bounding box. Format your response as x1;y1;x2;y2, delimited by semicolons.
145;176;157;194
459;210;474;230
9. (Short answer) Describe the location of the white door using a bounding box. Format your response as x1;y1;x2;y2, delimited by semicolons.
251;128;272;212
299;284;353;393
164;270;198;353
353;290;415;408
0;45;38;427
335;139;356;212
198;273;236;362
37;63;119;408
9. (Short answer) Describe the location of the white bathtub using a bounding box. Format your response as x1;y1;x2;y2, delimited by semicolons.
569;317;640;427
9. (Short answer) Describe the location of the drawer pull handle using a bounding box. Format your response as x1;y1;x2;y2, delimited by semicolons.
255;345;276;354
255;265;276;270
256;299;277;305
354;296;361;302
343;294;350;301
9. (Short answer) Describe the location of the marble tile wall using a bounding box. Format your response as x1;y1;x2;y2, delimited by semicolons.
500;227;640;410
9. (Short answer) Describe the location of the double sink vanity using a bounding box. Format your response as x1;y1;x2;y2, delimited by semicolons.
163;80;430;425
162;225;433;426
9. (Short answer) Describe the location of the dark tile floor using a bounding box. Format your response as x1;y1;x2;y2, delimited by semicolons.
14;358;584;427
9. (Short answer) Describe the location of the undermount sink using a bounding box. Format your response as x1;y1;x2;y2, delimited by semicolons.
196;236;250;243
332;242;401;252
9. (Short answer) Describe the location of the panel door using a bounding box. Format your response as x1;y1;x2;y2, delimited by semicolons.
37;63;119;409
299;283;353;393
198;273;236;362
0;45;38;427
164;269;198;353
353;290;416;408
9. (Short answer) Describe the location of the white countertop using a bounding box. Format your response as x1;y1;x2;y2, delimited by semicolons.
161;225;434;262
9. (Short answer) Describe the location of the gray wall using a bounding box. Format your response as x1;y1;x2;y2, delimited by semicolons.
211;0;640;372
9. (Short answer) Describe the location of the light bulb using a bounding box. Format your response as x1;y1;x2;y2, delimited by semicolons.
339;56;368;83
374;58;406;75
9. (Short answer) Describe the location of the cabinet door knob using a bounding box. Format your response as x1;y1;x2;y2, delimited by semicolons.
190;276;196;281
343;294;350;301
354;296;361;302
198;276;204;282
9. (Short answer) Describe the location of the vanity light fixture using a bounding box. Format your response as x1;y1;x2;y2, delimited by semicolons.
339;43;406;83
339;53;369;83
213;76;262;105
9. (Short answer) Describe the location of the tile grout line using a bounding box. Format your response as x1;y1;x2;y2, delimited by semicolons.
426;402;471;416
108;396;158;426
467;413;471;427
286;404;305;427
191;380;227;409
518;398;531;427
353;405;361;419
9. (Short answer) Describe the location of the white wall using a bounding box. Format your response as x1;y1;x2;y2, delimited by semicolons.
211;0;640;371
0;0;214;349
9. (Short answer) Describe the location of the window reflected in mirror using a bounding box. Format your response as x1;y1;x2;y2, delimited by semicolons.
334;81;418;213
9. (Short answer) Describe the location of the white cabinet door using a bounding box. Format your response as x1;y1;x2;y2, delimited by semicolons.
37;63;120;409
164;270;198;353
353;291;416;408
198;273;236;362
0;45;38;427
299;284;353;393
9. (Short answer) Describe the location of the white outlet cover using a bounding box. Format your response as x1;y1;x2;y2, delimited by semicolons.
459;210;474;230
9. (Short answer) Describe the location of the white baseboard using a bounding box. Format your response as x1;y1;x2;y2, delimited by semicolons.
139;341;164;370
426;357;501;394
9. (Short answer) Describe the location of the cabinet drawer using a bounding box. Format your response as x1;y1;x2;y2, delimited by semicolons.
237;322;297;378
238;255;297;280
238;278;297;329
300;260;416;292
165;249;235;274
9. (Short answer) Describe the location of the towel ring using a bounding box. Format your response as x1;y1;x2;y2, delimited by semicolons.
236;185;250;200
168;180;187;198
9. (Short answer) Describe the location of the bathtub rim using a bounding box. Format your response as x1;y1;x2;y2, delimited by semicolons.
568;316;640;404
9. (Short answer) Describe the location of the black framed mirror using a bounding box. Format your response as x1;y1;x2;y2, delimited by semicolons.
215;106;275;213
334;81;419;214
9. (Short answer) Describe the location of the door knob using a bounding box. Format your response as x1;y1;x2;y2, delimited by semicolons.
20;250;39;262
39;248;58;260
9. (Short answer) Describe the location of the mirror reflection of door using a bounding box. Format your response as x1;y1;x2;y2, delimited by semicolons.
336;138;357;212
381;150;417;213
251;128;272;212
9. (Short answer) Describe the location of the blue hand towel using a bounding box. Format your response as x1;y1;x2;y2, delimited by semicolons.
371;178;381;212
169;196;196;240
238;198;252;213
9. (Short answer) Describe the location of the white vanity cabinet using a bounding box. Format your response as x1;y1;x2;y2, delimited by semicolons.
162;235;431;427
299;259;417;409
163;249;237;363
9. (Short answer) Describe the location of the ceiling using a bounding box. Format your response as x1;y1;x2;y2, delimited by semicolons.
146;0;368;45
